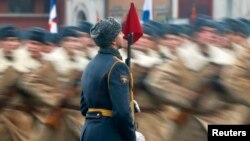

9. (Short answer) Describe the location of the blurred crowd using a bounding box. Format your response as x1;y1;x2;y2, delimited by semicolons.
0;14;250;141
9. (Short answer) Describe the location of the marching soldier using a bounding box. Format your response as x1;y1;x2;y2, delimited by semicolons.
130;22;178;141
222;19;250;123
145;17;249;141
21;26;87;141
42;32;59;61
77;21;98;60
0;25;34;141
16;27;61;141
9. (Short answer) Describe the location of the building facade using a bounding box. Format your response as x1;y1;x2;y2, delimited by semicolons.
65;0;105;25
0;0;66;29
108;0;171;23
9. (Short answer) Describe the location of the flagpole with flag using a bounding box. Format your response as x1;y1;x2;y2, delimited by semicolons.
123;3;143;68
142;0;153;23
122;3;143;123
190;4;197;25
48;0;58;33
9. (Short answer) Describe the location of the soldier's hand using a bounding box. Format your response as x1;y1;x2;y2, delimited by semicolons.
136;131;145;141
133;100;141;113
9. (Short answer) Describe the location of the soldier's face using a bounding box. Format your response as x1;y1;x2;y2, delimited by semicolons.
2;37;20;52
233;34;247;44
217;34;230;47
26;40;43;55
42;44;55;53
135;34;156;49
79;32;95;48
164;35;182;47
61;37;81;51
113;32;124;49
196;27;216;44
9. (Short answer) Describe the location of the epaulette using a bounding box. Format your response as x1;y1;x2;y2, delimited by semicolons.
112;56;123;63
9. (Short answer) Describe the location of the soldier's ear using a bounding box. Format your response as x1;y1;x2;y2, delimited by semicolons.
111;39;117;46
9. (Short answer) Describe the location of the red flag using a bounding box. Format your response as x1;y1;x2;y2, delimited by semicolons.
122;3;143;44
190;4;196;25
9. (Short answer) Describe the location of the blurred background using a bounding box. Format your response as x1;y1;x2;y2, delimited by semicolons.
1;0;250;28
1;0;250;141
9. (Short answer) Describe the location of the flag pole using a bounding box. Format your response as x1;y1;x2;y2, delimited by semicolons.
126;33;133;68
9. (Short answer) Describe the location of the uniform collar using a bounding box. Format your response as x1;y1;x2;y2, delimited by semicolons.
99;46;122;60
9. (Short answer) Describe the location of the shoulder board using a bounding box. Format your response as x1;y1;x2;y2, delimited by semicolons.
112;56;123;63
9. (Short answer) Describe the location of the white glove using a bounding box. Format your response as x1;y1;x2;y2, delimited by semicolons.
133;100;141;113
136;131;145;141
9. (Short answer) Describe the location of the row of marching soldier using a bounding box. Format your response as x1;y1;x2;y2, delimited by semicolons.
1;15;250;141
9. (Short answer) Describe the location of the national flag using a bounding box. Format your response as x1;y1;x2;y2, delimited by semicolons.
142;0;153;23
96;10;100;22
190;4;197;25
48;0;58;33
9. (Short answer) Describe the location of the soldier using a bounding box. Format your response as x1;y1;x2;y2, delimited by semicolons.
77;21;98;59
0;25;34;141
145;17;250;141
130;22;180;141
42;32;59;61
222;20;250;124
224;18;250;57
132;23;163;68
24;26;87;141
80;17;144;141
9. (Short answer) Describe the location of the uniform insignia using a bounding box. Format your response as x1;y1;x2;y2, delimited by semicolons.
120;75;129;85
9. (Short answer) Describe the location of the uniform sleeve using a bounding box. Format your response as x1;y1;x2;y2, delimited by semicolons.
108;62;136;141
80;91;88;116
145;59;199;110
0;67;20;94
18;63;62;107
223;49;250;106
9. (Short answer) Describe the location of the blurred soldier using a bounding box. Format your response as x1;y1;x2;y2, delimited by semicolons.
25;26;87;141
129;23;175;141
16;27;61;141
158;24;186;61
77;21;98;59
222;19;250;124
224;18;250;57
132;23;163;68
80;17;144;141
208;22;236;66
42;32;59;61
0;25;33;141
145;17;249;141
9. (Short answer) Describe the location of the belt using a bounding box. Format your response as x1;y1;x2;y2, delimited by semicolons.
87;108;112;117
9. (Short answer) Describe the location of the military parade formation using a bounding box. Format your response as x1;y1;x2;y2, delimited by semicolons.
0;15;250;141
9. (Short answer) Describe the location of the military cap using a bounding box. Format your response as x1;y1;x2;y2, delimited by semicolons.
78;21;93;34
164;24;182;36
238;18;250;26
59;26;81;41
46;32;59;45
90;17;121;48
26;27;47;44
0;24;19;39
180;24;195;36
144;20;164;38
213;22;228;35
224;18;250;37
194;15;216;32
142;23;158;37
